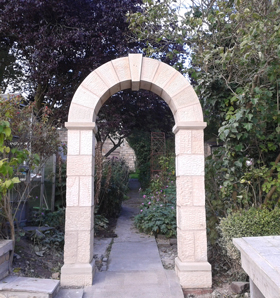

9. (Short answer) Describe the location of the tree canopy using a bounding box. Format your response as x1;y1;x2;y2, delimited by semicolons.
0;0;143;121
129;0;280;208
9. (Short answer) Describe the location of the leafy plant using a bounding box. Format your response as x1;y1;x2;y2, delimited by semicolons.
134;155;176;237
218;207;280;274
95;157;130;218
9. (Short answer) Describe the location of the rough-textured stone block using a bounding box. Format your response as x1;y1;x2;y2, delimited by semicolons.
175;259;212;288
111;57;131;90
192;130;204;154
177;229;195;262
67;130;80;155
68;103;95;122
82;71;110;103
80;130;94;155
151;63;177;96
140;57;160;91
129;53;142;91
176;155;204;176
72;85;99;109
170;86;198;111
67;155;94;176
79;176;94;207
231;281;249;294
66;176;79;207
65;206;94;231
60;261;95;287
176;176;192;206
64;231;78;263
175;130;192;155
193;176;205;206
177;206;206;230
161;74;191;105
175;103;204;122
77;230;94;263
195;230;208;261
95;61;121;96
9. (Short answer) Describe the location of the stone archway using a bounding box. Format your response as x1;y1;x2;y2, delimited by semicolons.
61;54;212;289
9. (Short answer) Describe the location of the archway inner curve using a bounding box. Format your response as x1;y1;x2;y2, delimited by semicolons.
62;53;212;289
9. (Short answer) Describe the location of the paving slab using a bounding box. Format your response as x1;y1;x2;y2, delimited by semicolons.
55;288;84;298
0;275;59;298
83;180;184;298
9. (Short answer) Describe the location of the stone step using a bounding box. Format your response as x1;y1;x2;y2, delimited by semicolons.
55;288;84;298
0;275;60;298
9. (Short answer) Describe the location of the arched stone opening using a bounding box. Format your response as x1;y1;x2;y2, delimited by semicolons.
61;54;212;289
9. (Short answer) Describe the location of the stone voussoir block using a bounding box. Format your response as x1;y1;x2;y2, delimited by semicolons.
111;57;131;90
82;70;110;100
72;84;100;109
150;62;177;96
174;103;204;123
68;103;95;123
95;61;121;96
129;53;142;91
140;57;160;91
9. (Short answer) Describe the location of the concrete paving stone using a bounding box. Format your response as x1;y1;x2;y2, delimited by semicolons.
108;241;163;271
0;276;59;293
94;238;112;256
55;288;84;298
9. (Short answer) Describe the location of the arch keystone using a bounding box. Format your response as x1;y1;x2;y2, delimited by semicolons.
129;53;143;91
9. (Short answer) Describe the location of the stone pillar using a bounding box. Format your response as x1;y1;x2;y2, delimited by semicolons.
173;122;212;289
61;122;97;287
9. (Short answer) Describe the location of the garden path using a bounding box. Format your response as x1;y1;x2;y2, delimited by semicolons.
83;179;184;298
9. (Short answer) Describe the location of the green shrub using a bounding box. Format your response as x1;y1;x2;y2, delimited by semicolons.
218;207;280;262
96;157;130;217
134;156;176;237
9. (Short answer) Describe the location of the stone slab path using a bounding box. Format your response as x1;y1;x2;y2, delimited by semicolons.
83;179;184;298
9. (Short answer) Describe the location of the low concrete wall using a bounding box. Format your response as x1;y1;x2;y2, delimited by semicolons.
0;240;13;280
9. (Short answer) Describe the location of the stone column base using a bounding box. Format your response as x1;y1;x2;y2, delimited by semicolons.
175;257;212;288
60;260;95;287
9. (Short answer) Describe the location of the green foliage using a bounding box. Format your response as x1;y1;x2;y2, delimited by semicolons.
96;158;130;218
128;130;151;189
134;156;176;237
30;208;65;231
218;207;280;263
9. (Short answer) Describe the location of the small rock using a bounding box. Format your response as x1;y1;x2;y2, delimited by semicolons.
169;238;177;245
52;272;60;279
231;281;249;294
14;253;21;259
35;229;45;239
102;257;108;262
35;251;45;257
